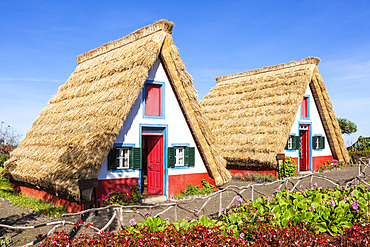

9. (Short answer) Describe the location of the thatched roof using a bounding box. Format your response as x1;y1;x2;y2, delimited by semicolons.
200;57;350;168
3;20;231;202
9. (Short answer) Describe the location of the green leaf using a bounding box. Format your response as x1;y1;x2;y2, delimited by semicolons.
306;212;313;221
341;221;353;229
282;218;290;228
330;225;338;234
180;220;189;230
317;222;328;233
199;215;209;226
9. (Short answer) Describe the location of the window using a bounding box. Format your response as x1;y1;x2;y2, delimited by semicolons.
285;135;300;150
168;146;195;168
145;83;161;117
301;96;309;119
313;136;325;150
108;146;142;170
175;147;185;166
116;148;130;169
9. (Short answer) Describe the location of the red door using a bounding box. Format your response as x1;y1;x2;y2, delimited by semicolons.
299;125;310;171
146;135;163;194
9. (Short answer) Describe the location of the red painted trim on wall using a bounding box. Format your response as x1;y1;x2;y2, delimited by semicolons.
293;155;333;172
12;181;83;213
96;177;138;201
168;173;214;197
291;157;299;173
312;155;333;171
228;169;276;176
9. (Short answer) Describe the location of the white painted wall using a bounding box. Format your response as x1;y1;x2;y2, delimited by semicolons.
98;58;208;180
284;85;332;158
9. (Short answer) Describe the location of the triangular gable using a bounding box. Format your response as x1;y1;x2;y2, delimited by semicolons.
160;35;231;186
4;20;230;202
201;57;349;167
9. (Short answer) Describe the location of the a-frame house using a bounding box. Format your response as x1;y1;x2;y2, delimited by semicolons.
200;57;350;175
4;20;231;212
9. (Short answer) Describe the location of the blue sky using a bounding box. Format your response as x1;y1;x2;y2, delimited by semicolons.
0;0;369;146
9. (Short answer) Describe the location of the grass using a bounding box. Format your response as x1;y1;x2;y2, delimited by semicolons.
0;167;67;218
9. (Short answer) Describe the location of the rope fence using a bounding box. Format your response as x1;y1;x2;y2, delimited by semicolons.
1;158;370;246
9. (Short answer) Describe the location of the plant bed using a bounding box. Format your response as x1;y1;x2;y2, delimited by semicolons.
173;179;216;198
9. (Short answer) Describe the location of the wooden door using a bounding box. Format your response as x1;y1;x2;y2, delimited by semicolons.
299;125;310;171
146;135;163;194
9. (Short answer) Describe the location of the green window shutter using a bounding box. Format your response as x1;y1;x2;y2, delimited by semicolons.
131;148;142;169
184;147;189;166
285;138;289;150
293;136;301;150
108;148;117;170
168;147;175;168
188;147;195;167
286;135;299;150
319;136;325;149
312;136;318;150
293;136;300;150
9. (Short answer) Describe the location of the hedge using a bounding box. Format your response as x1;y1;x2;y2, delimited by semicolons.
349;150;370;163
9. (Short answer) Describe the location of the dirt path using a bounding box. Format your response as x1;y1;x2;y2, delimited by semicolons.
1;165;368;246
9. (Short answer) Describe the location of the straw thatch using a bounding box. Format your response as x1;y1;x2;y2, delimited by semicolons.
200;57;350;169
3;20;230;202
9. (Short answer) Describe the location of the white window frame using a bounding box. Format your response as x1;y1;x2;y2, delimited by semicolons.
116;147;130;169
175;147;185;167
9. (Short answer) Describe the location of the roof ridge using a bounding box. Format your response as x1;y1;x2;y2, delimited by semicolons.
216;57;320;83
77;20;174;64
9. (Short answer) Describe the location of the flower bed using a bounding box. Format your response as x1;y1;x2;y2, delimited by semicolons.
318;160;344;172
41;184;370;246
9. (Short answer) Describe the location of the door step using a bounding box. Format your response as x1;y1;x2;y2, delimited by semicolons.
141;195;167;204
300;171;313;175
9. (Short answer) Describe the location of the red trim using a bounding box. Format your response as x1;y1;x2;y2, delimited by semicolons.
312;155;333;171
168;173;215;197
12;181;82;213
291;157;299;173
228;169;276;177
96;178;139;201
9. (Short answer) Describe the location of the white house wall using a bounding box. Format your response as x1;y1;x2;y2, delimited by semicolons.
285;85;332;159
98;58;208;180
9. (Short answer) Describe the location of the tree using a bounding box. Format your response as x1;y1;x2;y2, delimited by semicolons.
357;136;370;151
337;118;357;135
0;122;21;146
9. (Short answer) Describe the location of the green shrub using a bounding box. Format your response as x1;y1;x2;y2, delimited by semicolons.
357;136;370;151
175;179;216;197
0;154;7;168
349;150;370;163
279;156;297;177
